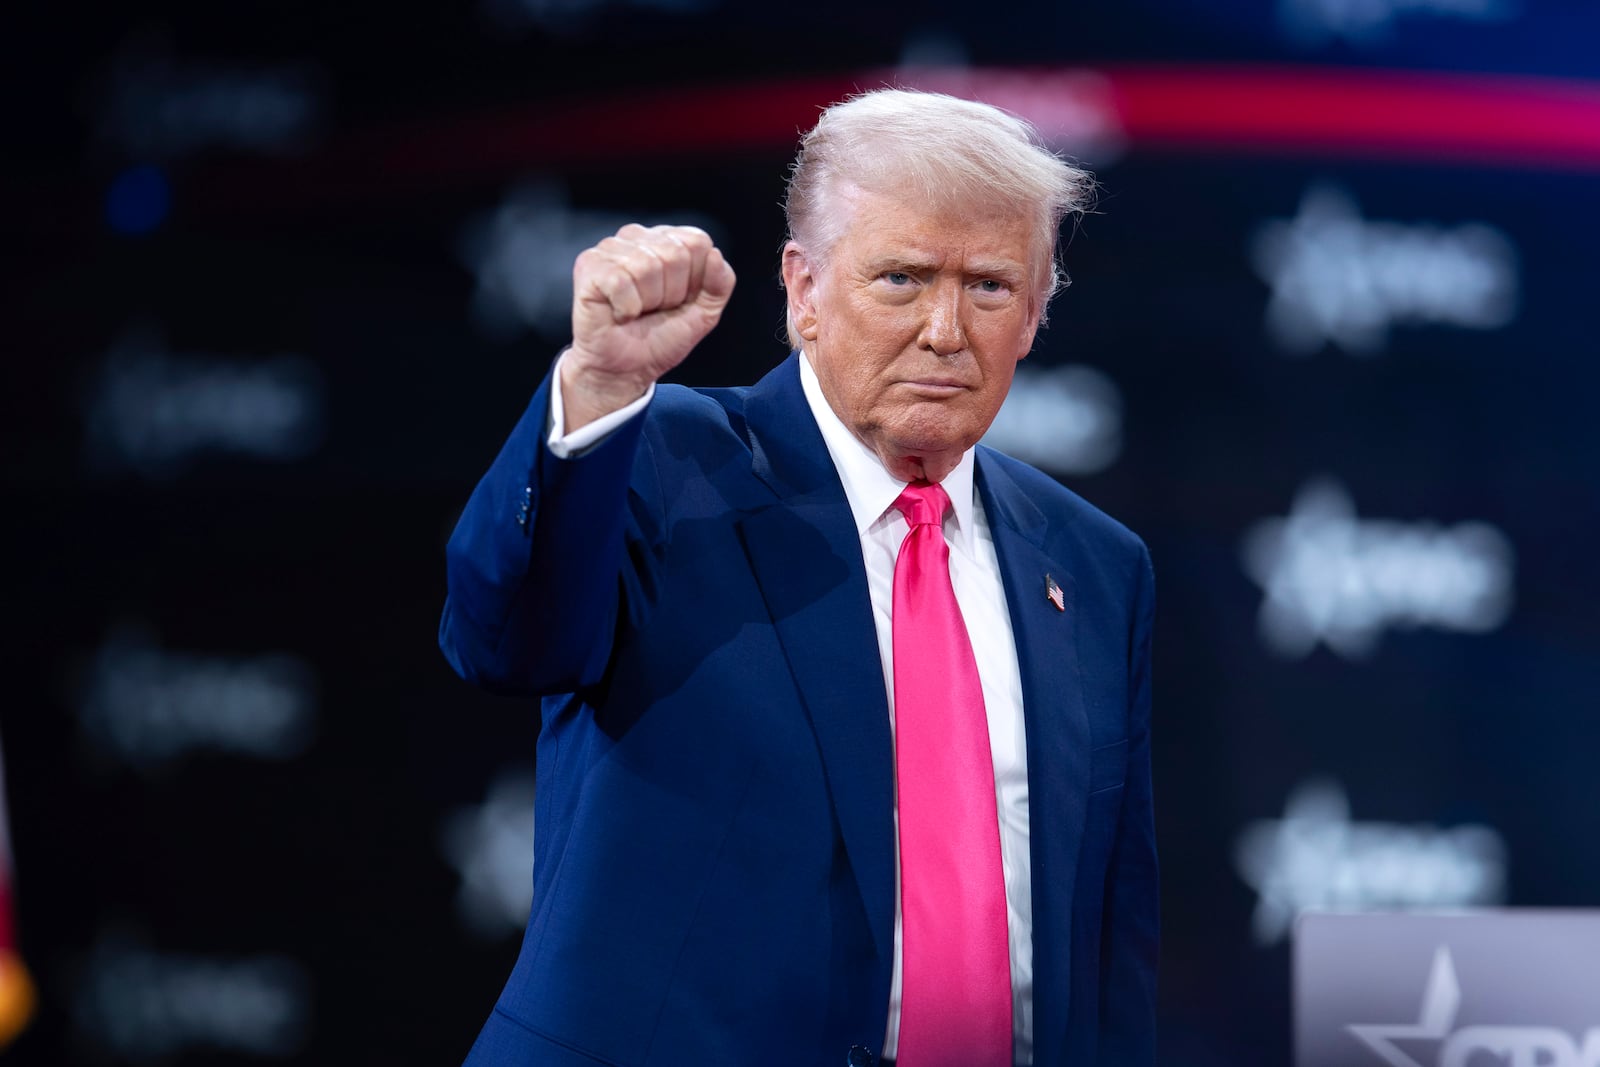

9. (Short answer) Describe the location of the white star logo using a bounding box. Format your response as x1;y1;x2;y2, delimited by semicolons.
1347;946;1461;1067
1342;946;1600;1065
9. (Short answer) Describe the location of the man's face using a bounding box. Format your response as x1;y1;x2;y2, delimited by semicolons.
783;186;1043;484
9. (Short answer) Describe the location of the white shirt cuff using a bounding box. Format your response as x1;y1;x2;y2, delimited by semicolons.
546;350;655;459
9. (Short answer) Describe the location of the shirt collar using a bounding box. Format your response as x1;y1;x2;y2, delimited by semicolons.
798;351;976;553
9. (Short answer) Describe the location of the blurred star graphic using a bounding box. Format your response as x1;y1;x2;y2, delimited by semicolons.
1243;478;1377;658
1253;185;1395;354
1233;779;1505;945
1241;478;1514;659
1250;184;1517;355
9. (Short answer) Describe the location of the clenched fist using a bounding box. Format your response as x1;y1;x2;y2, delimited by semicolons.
561;224;736;432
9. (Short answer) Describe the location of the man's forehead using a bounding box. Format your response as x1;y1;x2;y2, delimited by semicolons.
841;179;1031;226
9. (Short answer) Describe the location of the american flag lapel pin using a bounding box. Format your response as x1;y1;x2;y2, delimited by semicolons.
1044;573;1065;612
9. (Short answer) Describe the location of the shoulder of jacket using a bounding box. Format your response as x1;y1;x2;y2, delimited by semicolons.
979;445;1149;562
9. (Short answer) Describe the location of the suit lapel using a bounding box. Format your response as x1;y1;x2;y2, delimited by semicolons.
976;451;1090;1067
735;357;897;969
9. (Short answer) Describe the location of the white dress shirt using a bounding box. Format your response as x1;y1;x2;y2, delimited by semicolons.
797;355;1033;1065
548;353;1034;1063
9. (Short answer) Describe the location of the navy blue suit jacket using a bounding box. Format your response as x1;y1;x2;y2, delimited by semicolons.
440;353;1157;1066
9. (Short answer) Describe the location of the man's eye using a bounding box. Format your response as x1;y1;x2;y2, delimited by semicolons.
884;272;912;286
977;279;1005;293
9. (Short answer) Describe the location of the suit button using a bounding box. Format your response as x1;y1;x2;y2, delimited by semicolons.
846;1046;876;1067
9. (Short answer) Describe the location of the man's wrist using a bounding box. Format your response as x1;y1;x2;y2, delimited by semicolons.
559;350;654;434
547;350;654;459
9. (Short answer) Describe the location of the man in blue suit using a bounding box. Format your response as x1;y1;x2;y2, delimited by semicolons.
440;89;1157;1066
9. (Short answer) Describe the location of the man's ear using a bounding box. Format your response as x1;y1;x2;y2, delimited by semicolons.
781;242;820;343
1018;295;1044;361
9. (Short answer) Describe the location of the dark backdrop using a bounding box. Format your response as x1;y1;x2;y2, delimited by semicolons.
4;2;1599;1063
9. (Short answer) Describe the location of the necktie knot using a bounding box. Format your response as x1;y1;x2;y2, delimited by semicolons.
894;482;951;530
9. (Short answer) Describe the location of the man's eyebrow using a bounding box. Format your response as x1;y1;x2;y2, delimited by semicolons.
965;258;1028;280
858;252;1029;282
861;252;936;274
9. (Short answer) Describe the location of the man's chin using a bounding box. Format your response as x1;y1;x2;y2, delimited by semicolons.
886;413;983;453
875;437;974;484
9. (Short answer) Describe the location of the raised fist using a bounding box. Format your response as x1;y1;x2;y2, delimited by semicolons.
561;223;736;431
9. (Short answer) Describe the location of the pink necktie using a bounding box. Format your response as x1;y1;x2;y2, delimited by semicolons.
891;482;1012;1067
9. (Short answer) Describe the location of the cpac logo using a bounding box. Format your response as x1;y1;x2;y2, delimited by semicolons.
76;625;319;771
1350;946;1600;1067
82;324;326;479
1279;0;1517;47
1234;779;1504;945
1250;184;1517;355
95;32;324;159
1242;478;1515;659
459;181;716;341
74;930;310;1060
981;363;1123;476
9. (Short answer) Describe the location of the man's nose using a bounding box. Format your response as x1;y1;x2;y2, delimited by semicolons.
918;282;966;356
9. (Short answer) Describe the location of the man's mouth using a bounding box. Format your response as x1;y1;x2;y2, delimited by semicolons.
898;379;967;396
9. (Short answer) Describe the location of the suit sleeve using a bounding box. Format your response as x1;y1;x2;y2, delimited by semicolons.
438;369;654;696
1097;541;1159;1065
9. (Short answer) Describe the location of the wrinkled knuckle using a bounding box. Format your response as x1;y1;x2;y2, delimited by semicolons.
593;266;630;300
614;265;643;292
573;249;607;284
679;226;713;249
656;240;693;270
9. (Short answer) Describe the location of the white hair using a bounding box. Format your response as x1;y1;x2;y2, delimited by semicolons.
783;87;1095;346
